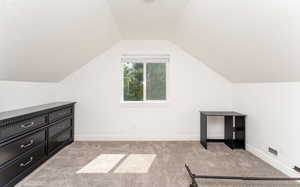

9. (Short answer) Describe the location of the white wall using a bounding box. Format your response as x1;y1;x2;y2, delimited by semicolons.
233;82;300;177
0;81;60;112
61;40;233;140
1;40;299;178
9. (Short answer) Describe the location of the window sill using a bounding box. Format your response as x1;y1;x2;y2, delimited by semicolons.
120;100;168;104
120;101;169;108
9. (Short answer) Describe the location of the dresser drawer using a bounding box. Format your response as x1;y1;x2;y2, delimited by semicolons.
49;107;72;123
0;130;45;166
48;129;72;153
0;115;47;142
0;144;46;187
48;118;72;138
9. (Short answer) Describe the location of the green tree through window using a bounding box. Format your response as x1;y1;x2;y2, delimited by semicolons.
123;63;144;101
146;63;166;100
123;61;167;102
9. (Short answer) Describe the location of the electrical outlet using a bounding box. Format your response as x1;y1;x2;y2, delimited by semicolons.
268;147;278;156
294;166;300;173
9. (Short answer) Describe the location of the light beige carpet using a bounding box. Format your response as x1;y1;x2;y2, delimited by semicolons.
16;142;300;187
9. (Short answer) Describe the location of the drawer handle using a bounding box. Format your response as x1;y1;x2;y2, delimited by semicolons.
20;140;34;148
19;157;33;167
21;122;35;128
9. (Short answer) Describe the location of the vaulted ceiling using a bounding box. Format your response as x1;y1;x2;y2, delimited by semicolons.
1;0;300;82
107;0;188;40
0;0;120;82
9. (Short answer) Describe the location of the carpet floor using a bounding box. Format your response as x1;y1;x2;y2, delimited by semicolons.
16;141;299;187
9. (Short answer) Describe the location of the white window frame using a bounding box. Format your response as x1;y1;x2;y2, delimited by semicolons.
121;54;169;104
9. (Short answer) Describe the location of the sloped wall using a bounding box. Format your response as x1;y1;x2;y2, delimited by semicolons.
173;0;300;82
60;40;233;140
0;0;120;82
0;81;60;112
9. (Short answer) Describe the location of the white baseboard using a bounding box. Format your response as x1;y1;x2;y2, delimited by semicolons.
246;144;300;178
75;134;202;141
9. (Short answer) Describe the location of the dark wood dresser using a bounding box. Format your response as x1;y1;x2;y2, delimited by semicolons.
0;102;75;187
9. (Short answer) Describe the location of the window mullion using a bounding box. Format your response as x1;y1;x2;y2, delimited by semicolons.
144;63;147;101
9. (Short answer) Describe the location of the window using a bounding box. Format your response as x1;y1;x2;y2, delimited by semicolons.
122;55;168;102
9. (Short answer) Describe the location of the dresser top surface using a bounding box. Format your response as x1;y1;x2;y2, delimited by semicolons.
200;111;246;116
0;102;76;121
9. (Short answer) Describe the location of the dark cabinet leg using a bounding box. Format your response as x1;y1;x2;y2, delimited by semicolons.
235;116;245;149
224;116;234;149
200;114;207;149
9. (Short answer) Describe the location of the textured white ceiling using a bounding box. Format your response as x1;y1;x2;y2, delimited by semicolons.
1;0;300;82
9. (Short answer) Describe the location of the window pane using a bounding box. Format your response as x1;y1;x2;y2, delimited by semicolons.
146;63;166;100
123;62;144;101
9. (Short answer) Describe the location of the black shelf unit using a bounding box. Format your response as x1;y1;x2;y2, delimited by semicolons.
200;111;246;150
